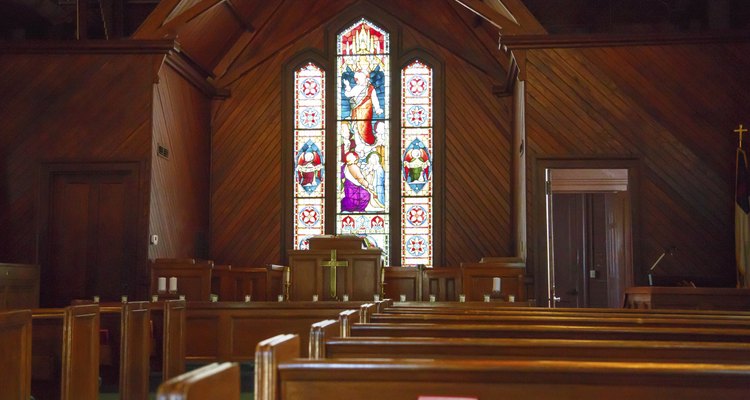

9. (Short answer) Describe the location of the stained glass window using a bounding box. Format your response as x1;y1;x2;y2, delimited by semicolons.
336;18;391;264
293;62;325;250
401;60;433;267
290;18;437;267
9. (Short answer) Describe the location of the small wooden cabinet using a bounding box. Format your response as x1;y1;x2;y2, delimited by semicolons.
0;263;40;309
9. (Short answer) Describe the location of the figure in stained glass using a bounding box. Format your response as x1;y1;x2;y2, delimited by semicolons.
403;139;431;193
296;141;324;193
364;151;386;206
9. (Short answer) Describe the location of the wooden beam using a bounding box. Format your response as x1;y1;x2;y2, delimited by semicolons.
447;1;509;73
501;31;750;51
153;0;226;38
166;47;231;99
224;0;255;32
452;0;521;34
132;0;183;39
492;0;546;34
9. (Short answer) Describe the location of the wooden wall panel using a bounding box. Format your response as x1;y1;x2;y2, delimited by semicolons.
0;52;159;268
210;4;513;268
149;63;211;261
402;27;513;267
525;43;750;288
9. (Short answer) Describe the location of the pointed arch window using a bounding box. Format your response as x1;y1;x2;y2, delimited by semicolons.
288;16;440;268
293;62;326;250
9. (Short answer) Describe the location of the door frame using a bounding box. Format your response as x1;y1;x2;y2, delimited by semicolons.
532;156;641;307
36;161;148;304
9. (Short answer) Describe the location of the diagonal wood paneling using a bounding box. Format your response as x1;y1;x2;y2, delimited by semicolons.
210;5;514;268
149;63;212;261
0;51;159;270
525;43;750;287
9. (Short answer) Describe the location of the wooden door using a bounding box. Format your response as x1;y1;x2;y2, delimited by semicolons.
39;164;140;307
551;193;616;308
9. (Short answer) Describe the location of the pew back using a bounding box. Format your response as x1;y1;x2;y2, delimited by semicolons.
118;301;151;400
0;309;32;400
61;304;99;400
157;362;240;400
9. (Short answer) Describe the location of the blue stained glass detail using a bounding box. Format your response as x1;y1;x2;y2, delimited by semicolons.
297;206;322;227
299;108;322;128
405;235;428;257
406;205;427;227
402;138;431;194
406;105;427;127
296;140;324;194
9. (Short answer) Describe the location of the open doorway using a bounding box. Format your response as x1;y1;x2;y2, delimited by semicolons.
536;161;638;308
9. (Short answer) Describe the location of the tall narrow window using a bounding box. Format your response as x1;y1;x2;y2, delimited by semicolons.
293;62;326;250
288;16;440;267
335;18;391;264
401;60;433;267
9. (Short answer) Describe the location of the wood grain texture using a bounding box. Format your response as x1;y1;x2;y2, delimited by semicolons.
210;5;513;268
149;63;212;261
524;43;750;288
0;52;159;279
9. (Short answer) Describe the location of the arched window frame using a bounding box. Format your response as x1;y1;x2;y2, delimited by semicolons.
283;10;444;267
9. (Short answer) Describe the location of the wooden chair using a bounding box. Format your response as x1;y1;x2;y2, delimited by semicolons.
0;309;32;400
157;362;240;400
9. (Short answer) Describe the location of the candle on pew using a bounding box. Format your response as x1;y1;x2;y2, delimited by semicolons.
459;294;466;303
169;277;178;293
492;277;501;292
158;277;167;293
429;295;436;303
151;295;158;302
399;294;406;302
121;295;128;303
244;295;252;302
277;294;284;302
342;294;349;302
312;294;318;302
373;294;380;301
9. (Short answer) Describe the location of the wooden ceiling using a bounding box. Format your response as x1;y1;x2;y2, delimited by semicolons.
131;0;545;88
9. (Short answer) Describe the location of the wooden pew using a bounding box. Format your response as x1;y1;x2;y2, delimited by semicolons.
0;309;32;400
322;336;750;364
161;299;186;381
369;312;750;329
385;302;750;318
118;301;151;400
150;258;213;301
184;301;382;361
212;264;284;301
349;322;750;342
157;362;240;400
31;304;100;400
95;300;190;398
258;333;750;400
310;317;750;364
0;263;39;309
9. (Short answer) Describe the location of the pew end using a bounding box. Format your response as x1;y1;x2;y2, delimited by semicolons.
0;309;32;400
309;319;339;359
156;362;240;400
255;334;301;400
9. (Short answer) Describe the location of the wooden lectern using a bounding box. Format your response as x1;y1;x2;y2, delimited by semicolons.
287;235;383;301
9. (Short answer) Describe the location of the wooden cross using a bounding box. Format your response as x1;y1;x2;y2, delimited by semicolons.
321;249;348;299
736;124;748;148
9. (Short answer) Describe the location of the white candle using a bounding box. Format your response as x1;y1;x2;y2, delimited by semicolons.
210;294;218;302
93;296;100;303
157;277;167;293
151;295;158;302
121;295;128;303
373;294;380;301
342;294;349;302
169;277;178;292
244;295;252;302
508;295;516;303
399;294;406;302
492;277;502;292
179;295;185;301
312;294;318;302
429;295;436;303
459;294;466;303
277;294;284;302
483;294;490;302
